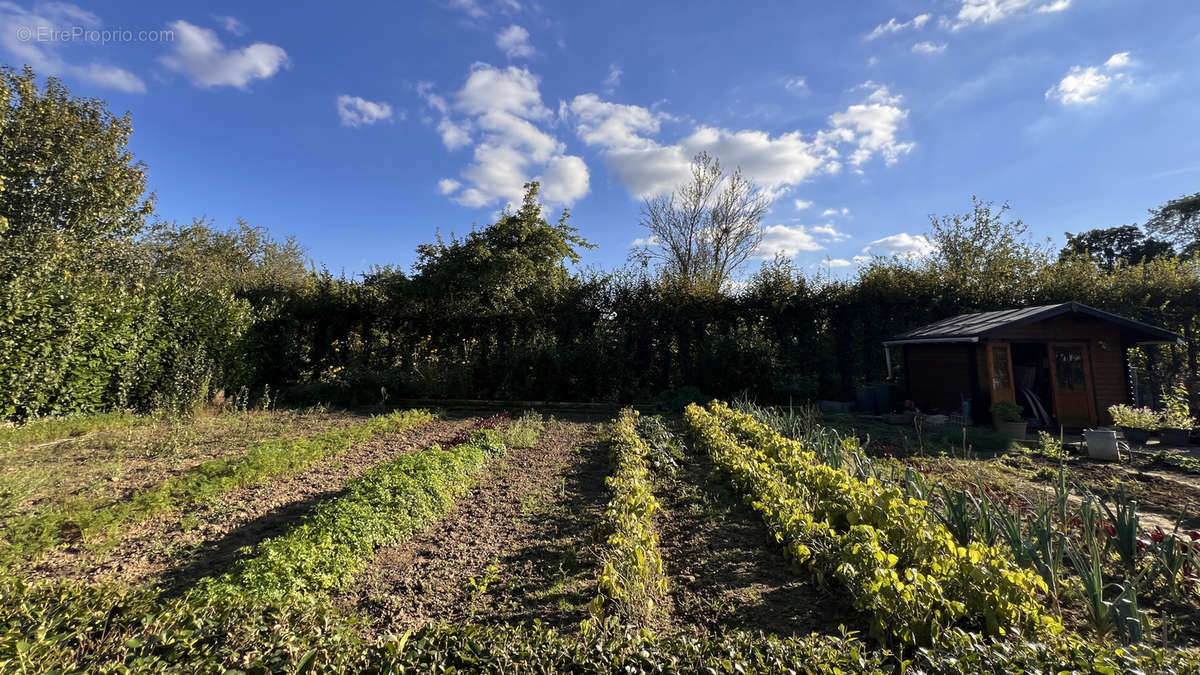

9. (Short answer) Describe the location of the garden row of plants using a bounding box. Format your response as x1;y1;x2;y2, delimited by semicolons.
588;409;669;628
724;399;1200;654
197;425;507;604
913;434;1200;646
0;416;512;671
686;400;1058;645
0;408;435;568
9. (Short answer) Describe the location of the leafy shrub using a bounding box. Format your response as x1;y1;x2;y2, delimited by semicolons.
990;401;1023;423
686;401;1060;645
589;409;668;628
0;409;435;567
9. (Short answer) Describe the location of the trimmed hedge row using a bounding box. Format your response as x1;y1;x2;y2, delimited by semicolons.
589;409;668;627
0;409;435;568
685;401;1059;645
199;428;505;603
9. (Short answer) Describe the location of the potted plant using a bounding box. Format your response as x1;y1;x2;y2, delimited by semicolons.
990;400;1026;440
1160;383;1195;447
1108;404;1159;446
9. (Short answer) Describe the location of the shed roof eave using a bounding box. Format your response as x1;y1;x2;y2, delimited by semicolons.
883;337;981;347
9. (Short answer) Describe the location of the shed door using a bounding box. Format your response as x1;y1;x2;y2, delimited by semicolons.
987;342;1016;404
1048;342;1097;428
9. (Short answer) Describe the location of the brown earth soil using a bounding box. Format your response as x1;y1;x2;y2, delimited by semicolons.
655;446;868;637
20;417;473;590
340;420;608;636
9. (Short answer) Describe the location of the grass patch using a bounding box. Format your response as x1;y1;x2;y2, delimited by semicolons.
0;409;435;568
0;411;144;451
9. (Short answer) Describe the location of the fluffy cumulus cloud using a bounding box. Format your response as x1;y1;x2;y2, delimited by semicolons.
811;224;850;241
161;20;288;88
1045;52;1131;105
495;24;533;58
755;225;823;258
336;95;395;127
950;0;1070;29
858;232;936;260
821;207;849;217
794;199;813;211
214;14;247;36
912;41;947;55
0;2;145;92
422;62;588;207
824;83;915;169
866;14;931;40
566;81;913;199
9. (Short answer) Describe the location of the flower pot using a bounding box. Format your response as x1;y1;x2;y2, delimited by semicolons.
1161;428;1192;446
997;421;1026;441
1120;426;1151;446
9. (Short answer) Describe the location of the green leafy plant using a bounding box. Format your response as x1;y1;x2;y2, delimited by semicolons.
687;401;1060;645
1108;404;1161;430
589;409;668;629
990;401;1023;423
1162;382;1196;430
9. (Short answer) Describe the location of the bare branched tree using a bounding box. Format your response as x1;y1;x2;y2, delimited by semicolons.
632;152;768;291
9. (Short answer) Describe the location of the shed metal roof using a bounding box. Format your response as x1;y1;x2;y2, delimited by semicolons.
884;302;1184;346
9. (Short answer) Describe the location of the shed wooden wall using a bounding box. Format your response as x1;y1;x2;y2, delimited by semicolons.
987;314;1129;424
903;343;975;414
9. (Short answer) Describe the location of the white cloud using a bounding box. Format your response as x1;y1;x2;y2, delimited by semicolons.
794;199;813;211
756;224;824;258
951;0;1070;29
820;207;849;217
568;81;913;199
447;0;520;22
426;62;588;208
161;20;288;89
1104;52;1131;69
784;75;808;93
496;24;534;59
826;258;853;268
825;83;915;169
0;2;145;92
866;13;931;40
214;14;246;36
811;224;850;242
860;232;935;258
1036;0;1071;13
912;41;947;55
1045;52;1131;105
437;118;473;148
603;63;622;90
438;178;462;195
336;95;394;127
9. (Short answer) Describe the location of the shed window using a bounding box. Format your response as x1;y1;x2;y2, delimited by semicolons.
1053;347;1085;391
990;346;1011;390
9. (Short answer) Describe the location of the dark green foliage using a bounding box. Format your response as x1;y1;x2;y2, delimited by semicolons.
1060;224;1174;271
0;68;251;420
1148;191;1200;256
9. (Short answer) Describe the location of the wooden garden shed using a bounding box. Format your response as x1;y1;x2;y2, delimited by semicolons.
884;302;1184;429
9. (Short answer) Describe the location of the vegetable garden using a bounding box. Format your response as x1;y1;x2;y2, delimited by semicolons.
2;401;1199;672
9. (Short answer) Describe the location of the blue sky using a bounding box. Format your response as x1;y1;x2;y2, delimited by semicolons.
3;1;1199;278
